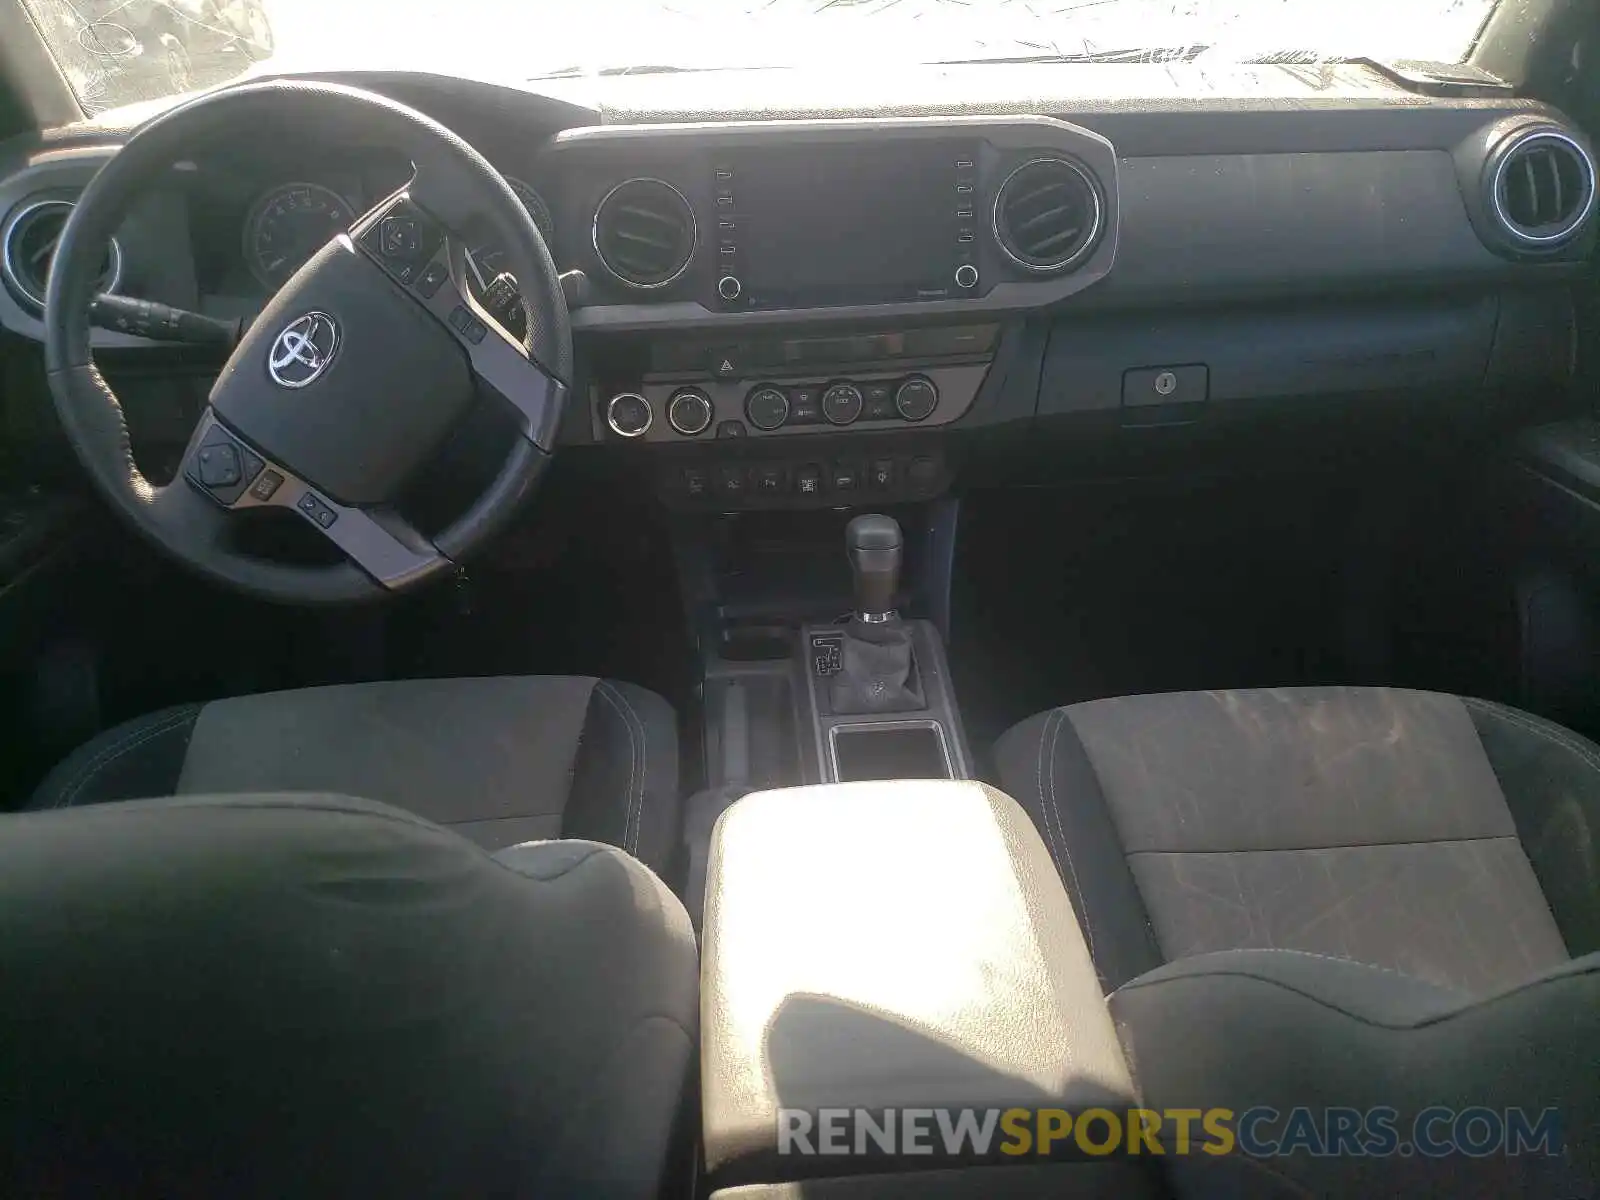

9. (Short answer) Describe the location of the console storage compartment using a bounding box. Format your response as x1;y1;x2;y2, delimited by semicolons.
701;781;1157;1197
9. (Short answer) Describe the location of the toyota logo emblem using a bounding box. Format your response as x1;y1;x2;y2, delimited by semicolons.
268;312;340;389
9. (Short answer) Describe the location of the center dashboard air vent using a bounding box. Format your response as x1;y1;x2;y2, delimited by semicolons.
992;156;1104;274
592;178;697;289
1;199;122;314
1488;129;1596;251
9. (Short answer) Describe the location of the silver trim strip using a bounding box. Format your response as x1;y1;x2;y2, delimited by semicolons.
2;198;123;312
590;177;699;290
1489;129;1598;246
991;156;1104;274
827;719;955;783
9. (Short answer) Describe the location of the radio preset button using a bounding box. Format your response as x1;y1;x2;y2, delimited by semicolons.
745;385;790;431
895;375;939;422
822;382;864;426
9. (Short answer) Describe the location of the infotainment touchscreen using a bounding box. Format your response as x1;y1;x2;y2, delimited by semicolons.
731;141;971;308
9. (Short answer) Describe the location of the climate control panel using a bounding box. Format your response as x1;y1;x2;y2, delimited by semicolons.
596;362;987;444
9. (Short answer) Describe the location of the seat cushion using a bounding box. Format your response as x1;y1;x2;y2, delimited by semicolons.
0;792;698;1198
29;676;681;877
995;687;1595;995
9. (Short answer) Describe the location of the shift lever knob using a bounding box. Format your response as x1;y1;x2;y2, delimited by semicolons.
846;513;903;620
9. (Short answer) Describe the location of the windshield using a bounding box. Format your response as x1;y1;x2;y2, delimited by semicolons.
23;0;1498;117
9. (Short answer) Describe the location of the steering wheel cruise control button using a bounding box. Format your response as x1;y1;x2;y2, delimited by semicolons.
822;382;864;426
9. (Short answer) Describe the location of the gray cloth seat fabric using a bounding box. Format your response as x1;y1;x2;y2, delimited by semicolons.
996;687;1600;1197
0;793;699;1198
30;675;681;878
994;686;1595;996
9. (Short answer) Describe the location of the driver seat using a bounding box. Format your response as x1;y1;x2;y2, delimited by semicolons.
29;676;682;879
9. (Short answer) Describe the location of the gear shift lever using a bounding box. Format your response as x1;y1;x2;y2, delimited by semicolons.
831;514;924;714
846;514;903;621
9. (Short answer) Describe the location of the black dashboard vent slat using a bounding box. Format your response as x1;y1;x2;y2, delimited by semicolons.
1490;130;1596;250
1;199;122;314
592;179;697;289
992;157;1103;274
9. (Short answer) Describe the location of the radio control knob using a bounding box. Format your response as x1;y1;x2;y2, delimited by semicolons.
605;392;653;438
667;388;713;436
822;382;864;426
718;275;742;300
745;385;789;431
894;375;939;422
954;263;979;290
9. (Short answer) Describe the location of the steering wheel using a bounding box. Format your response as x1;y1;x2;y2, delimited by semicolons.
44;81;573;604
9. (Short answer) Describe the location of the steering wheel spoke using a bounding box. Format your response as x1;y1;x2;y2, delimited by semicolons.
179;408;448;591
349;189;568;450
44;81;571;605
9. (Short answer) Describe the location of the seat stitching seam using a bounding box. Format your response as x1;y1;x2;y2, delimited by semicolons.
605;682;649;854
1045;708;1099;961
1461;697;1600;776
55;707;199;809
594;681;645;854
1032;709;1069;884
590;683;639;851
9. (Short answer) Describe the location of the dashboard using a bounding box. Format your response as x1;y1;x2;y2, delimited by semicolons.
0;66;1595;514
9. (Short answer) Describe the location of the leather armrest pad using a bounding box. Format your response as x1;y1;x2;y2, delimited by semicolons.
701;781;1135;1182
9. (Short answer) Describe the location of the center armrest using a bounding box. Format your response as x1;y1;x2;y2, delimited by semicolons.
701;780;1136;1186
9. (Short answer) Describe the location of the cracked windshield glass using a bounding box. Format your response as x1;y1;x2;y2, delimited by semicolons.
25;0;1498;116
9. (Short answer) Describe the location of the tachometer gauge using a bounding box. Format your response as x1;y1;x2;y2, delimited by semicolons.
243;183;356;289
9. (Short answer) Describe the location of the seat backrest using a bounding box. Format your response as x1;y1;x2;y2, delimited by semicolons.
0;793;698;1199
1111;948;1600;1198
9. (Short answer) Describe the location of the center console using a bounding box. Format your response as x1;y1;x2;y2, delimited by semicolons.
700;780;1156;1197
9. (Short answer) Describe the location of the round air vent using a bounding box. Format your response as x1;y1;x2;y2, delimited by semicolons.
992;157;1104;274
1;199;122;314
1489;130;1596;249
591;178;697;289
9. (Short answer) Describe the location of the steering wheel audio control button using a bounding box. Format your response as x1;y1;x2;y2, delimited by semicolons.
196;443;241;488
296;492;339;529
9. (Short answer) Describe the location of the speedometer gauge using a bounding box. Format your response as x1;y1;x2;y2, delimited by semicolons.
243;183;356;289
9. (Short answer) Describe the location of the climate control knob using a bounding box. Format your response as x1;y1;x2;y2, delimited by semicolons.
745;385;789;431
667;388;713;436
894;375;939;422
822;382;864;426
605;392;653;438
